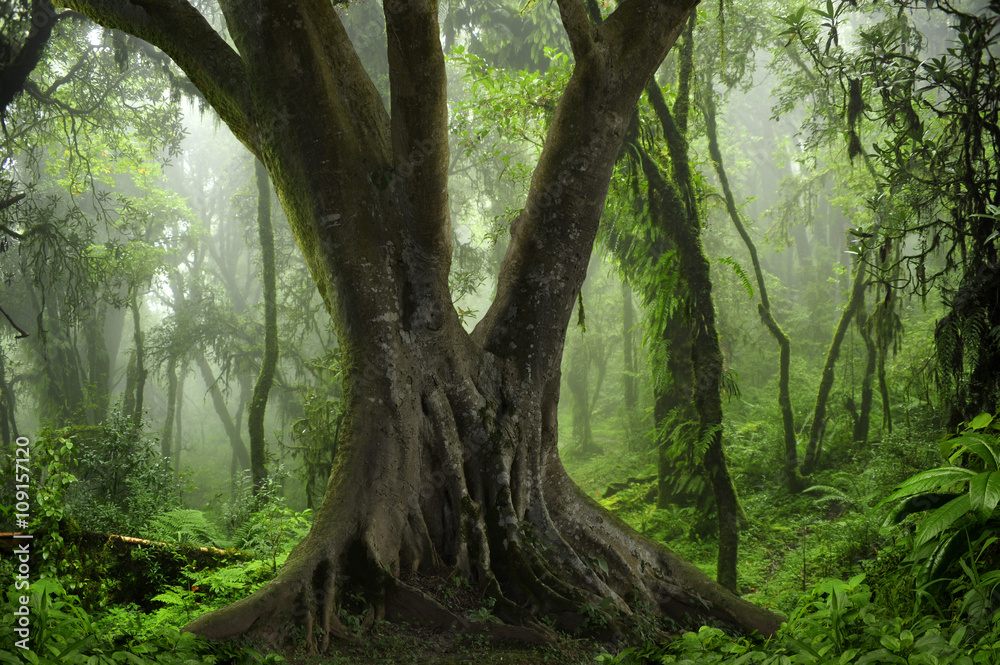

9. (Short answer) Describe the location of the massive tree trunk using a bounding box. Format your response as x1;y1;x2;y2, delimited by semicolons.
57;0;781;649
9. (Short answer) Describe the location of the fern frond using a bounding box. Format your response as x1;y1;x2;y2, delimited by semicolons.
717;256;754;300
149;509;229;549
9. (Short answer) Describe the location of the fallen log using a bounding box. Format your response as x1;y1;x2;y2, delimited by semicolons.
0;530;252;606
1;530;248;563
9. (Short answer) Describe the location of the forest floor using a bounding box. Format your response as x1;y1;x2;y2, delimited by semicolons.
557;410;937;617
271;621;607;664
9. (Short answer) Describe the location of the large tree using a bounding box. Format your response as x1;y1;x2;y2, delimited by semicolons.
51;0;781;649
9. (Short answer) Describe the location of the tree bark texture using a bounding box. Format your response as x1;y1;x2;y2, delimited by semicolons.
55;0;781;649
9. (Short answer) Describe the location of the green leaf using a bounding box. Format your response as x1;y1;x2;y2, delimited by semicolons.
950;624;968;647
58;635;95;660
881;467;975;505
968;471;1000;516
881;634;901;651
915;494;972;547
950;433;1000;471
786;638;820;658
970;413;994;430
839;649;860;663
888;493;962;526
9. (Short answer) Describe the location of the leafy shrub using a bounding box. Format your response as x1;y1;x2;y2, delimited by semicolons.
601;573;1000;664
223;471;311;571
0;578;222;665
35;409;181;537
879;412;1000;588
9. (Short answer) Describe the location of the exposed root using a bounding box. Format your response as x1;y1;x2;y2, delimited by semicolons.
183;350;784;652
385;580;469;632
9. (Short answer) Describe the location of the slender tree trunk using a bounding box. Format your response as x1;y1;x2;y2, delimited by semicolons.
621;282;637;414
84;306;111;421
702;80;802;493
567;336;600;456
878;352;892;434
248;159;278;492
174;364;186;482
196;351;251;472
637;154;740;590
128;286;147;427
854;307;876;446
0;347;14;450
163;355;178;462
32;288;86;425
655;309;694;509
801;259;868;475
122;351;136;419
645;32;741;590
588;343;608;416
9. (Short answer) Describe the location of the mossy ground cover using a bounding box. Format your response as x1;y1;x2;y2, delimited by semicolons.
559;406;946;618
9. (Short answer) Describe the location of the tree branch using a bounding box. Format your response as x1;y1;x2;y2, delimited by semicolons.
604;0;699;86
475;0;698;374
51;0;255;150
0;304;29;339
557;0;596;60
0;194;26;217
0;0;60;118
384;0;451;261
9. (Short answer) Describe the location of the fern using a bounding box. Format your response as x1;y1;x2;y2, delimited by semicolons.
717;255;754;299
148;509;229;549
